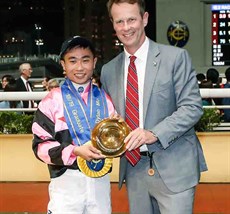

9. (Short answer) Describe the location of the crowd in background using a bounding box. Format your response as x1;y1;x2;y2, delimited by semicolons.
0;63;60;113
196;67;230;122
0;64;230;122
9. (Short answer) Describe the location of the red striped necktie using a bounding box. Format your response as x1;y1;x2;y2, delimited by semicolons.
125;55;141;166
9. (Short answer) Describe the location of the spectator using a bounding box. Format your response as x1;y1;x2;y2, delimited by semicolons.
206;68;219;86
41;76;51;91
1;74;15;89
218;77;225;88
0;75;22;111
199;80;214;106
0;82;23;111
196;73;205;85
222;67;230;122
206;68;222;106
47;78;59;91
15;63;36;112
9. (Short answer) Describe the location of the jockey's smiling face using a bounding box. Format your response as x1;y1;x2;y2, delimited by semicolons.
61;47;97;85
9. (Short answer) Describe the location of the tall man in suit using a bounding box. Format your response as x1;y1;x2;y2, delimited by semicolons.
100;0;208;213
16;63;35;110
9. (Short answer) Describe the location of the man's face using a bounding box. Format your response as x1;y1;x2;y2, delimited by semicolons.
21;64;33;80
111;2;148;54
60;47;97;84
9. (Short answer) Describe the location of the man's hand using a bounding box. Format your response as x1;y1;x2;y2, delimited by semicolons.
124;128;158;151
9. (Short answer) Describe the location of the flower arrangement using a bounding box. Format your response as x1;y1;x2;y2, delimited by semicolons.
195;108;222;132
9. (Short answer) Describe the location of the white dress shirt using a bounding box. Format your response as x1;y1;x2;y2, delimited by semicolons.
124;37;149;151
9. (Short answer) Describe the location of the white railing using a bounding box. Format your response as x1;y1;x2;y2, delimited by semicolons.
0;89;230;112
0;91;48;112
200;88;230;98
200;89;230;109
0;91;48;101
0;89;230;131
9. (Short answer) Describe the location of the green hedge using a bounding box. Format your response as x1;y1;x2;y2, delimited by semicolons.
0;108;222;134
0;112;34;134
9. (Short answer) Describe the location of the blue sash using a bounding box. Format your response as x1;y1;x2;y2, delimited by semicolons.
61;79;111;177
61;78;109;146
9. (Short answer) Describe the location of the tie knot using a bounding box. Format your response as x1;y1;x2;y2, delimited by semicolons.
130;55;136;63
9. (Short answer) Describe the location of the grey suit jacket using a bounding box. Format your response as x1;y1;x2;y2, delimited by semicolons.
100;40;207;193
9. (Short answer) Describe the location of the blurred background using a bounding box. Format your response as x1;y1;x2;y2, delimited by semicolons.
0;0;229;88
0;0;155;84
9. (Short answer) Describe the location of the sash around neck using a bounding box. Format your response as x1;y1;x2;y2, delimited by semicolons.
61;78;109;146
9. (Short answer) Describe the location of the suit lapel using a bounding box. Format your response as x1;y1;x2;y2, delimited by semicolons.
115;53;126;118
143;41;161;123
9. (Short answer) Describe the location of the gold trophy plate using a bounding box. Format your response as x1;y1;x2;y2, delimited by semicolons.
91;118;130;157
